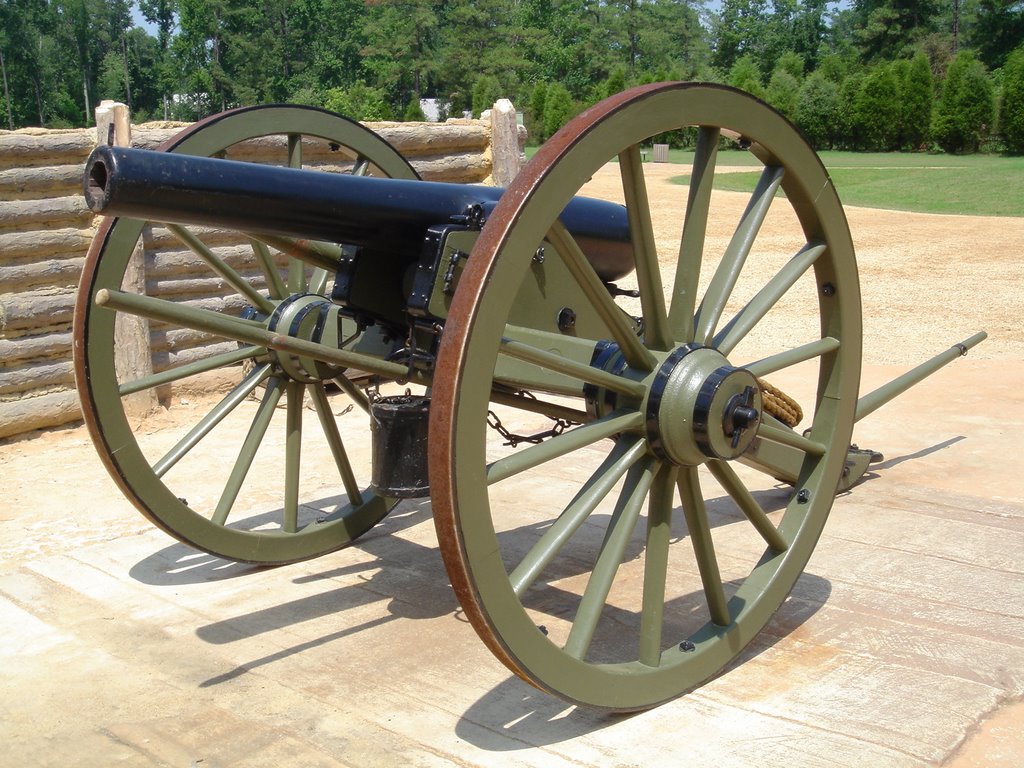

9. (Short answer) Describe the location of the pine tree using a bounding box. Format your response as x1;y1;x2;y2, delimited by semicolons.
542;81;574;140
999;45;1024;154
795;72;841;148
933;51;994;152
899;52;933;149
855;63;901;150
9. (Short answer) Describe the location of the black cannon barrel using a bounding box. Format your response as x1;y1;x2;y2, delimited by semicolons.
84;145;635;279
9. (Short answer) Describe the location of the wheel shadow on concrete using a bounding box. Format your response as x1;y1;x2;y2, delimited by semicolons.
125;487;829;741
127;496;436;586
453;570;831;750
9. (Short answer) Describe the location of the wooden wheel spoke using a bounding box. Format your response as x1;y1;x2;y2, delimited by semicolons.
563;456;657;660
153;364;272;478
211;375;285;526
757;419;826;457
283;381;304;533
745;336;840;378
309;382;364;506
119;345;265;396
167;224;275;314
510;437;647;597
498;337;646;399
424;84;861;710
679;466;730;627
96;288;265;344
287;253;306;294
287;132;302;168
639;463;677;666
713;241;827;356
250;238;287;300
100;287;407;379
78;105;417;565
670;126;720;343
546;221;657;372
308;267;330;296
707;460;788;553
486;410;643;485
694;165;786;345
285;132;308;295
619;144;670;350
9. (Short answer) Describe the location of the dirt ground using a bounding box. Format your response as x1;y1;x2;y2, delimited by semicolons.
1;162;1022;766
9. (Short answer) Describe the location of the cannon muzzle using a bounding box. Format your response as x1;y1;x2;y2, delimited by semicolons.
84;145;635;280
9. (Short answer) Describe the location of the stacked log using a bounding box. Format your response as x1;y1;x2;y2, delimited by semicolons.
0;108;522;440
0;128;95;439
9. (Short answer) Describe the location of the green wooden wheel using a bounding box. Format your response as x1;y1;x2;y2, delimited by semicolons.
430;83;862;710
75;105;418;564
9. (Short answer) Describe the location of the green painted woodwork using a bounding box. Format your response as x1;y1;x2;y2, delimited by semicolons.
429;83;863;711
72;86;984;712
75;105;419;564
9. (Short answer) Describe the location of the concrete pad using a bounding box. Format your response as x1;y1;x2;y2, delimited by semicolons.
1;354;1021;767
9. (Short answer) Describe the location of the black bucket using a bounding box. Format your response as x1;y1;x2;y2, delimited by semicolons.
370;394;431;498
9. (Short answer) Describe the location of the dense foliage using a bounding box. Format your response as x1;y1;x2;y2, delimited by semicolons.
0;0;1022;154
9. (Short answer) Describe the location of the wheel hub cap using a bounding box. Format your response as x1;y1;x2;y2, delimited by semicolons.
646;345;763;465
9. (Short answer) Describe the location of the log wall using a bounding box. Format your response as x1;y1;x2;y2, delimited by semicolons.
0;102;525;440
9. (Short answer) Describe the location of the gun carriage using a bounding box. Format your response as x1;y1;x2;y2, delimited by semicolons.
74;83;984;711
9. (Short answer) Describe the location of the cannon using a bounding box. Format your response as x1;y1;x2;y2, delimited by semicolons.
74;83;985;712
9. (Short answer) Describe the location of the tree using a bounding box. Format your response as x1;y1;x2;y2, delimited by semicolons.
791;0;828;69
527;81;547;142
542;81;574;140
471;74;502;118
403;95;426;121
795;71;842;148
139;0;177;119
775;50;806;80
0;0;49;127
972;0;1024;71
1002;45;1024;153
933;50;994;152
323;82;392;121
855;62;902;149
766;68;801;118
899;51;933;149
728;54;764;99
361;0;440;110
173;0;232;115
853;0;942;61
713;0;770;73
837;73;866;148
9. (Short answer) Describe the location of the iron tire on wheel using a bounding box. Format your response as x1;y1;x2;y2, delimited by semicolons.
430;83;861;711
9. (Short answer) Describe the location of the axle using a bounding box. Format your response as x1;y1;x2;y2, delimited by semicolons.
83;145;635;280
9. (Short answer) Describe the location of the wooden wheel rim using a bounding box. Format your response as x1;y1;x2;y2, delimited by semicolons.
430;83;862;710
75;105;418;564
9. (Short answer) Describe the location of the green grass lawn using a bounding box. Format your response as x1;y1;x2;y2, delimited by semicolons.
664;151;1024;217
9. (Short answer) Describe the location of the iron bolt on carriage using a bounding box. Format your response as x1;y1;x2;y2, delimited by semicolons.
75;83;984;711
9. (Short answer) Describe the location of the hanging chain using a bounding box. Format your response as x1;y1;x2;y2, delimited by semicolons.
486;391;579;448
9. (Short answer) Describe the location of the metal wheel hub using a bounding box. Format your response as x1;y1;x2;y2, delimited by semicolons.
646;345;763;465
265;293;343;383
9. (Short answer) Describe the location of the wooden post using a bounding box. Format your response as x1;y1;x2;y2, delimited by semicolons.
95;101;157;418
489;99;522;187
95;100;131;148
